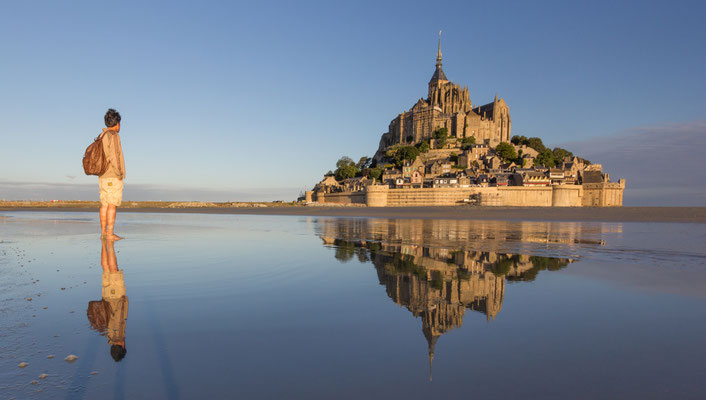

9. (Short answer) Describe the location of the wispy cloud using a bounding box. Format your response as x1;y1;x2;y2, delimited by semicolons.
560;121;706;206
0;181;301;202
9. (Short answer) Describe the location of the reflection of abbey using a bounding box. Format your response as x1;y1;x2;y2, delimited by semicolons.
308;33;626;207
316;218;602;379
377;34;511;150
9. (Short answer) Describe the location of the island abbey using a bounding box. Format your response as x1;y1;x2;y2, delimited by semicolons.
308;33;625;207
378;32;511;153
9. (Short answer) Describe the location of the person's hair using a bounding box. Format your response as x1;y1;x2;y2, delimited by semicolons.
111;344;127;362
104;109;121;128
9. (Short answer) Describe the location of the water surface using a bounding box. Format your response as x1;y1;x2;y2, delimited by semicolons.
1;212;705;399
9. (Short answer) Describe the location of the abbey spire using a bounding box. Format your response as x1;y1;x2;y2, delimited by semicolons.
429;30;448;87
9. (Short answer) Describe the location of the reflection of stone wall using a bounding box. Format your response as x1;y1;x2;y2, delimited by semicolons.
317;217;597;377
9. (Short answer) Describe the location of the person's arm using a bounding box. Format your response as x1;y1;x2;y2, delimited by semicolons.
115;133;126;180
102;132;115;171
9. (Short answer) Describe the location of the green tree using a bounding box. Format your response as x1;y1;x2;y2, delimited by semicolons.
335;164;359;180
495;142;517;163
461;136;476;150
434;127;448;148
397;146;420;165
511;135;528;145
526;137;546;153
416;140;430;153
334;156;360;181
552;147;573;162
367;167;383;181
336;156;355;169
534;148;556;167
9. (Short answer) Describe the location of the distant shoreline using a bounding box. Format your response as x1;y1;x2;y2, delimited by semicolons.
1;202;704;223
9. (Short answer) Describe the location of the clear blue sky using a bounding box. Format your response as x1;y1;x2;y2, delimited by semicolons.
1;0;705;203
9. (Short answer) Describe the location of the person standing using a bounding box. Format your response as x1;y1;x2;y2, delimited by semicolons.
99;109;126;240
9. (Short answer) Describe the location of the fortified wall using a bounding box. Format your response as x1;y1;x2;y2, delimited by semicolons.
307;180;625;207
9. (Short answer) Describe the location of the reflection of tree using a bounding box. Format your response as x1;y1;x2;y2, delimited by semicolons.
325;235;572;380
314;218;602;380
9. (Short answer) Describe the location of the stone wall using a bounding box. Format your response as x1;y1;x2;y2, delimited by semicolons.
312;182;623;207
582;180;625;207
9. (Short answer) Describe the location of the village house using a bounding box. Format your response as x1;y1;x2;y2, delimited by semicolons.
313;175;342;193
341;177;373;192
427;160;453;177
433;174;459;188
382;168;402;187
410;169;424;187
402;157;425;178
484;156;501;170
512;171;550;186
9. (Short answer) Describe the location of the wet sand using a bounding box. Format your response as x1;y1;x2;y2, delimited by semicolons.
2;205;705;223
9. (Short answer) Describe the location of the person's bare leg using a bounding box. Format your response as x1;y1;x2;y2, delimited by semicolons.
105;205;123;240
100;204;109;239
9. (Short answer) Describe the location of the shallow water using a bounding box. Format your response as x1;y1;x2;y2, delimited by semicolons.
1;212;705;399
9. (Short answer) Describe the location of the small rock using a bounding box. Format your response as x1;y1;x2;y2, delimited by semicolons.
18;362;28;368
39;374;48;379
47;355;54;359
64;354;78;363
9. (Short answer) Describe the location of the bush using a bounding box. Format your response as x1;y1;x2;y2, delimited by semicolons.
495;142;517;163
433;127;448;149
552;147;573;162
526;137;546;153
368;167;383;181
386;145;420;167
416;140;430;153
534;148;556;167
461;136;476;150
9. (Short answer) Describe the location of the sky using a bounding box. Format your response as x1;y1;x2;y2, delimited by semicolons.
1;0;705;204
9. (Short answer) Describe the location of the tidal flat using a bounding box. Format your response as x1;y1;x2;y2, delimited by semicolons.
1;212;706;399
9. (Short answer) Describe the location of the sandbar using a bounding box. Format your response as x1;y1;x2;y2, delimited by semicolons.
1;203;705;223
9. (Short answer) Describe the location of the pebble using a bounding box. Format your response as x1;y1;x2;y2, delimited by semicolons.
39;374;48;379
18;362;28;368
64;354;78;363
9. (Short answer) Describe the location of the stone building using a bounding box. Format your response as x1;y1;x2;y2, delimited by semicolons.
375;32;511;160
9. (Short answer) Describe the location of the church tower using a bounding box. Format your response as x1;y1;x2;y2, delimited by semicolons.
428;30;448;101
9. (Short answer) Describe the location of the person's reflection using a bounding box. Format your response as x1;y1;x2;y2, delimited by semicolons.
87;238;129;362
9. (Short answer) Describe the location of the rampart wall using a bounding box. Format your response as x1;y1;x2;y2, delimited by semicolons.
310;182;624;207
